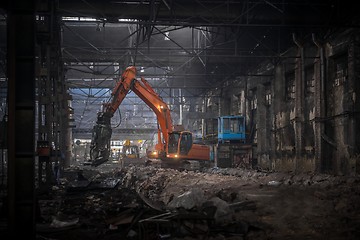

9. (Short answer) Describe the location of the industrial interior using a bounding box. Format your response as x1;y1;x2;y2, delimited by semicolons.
0;0;360;239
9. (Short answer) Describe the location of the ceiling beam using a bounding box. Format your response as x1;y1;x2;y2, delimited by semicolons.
57;0;341;28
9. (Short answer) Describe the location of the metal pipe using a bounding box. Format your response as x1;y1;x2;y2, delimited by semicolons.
292;33;305;90
179;89;183;125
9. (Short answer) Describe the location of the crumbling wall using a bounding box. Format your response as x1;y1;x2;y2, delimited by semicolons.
271;30;360;174
255;31;360;175
322;30;360;175
204;30;359;175
352;32;360;174
256;83;274;170
293;44;318;173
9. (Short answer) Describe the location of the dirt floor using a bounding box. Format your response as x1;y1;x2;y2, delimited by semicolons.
35;162;360;240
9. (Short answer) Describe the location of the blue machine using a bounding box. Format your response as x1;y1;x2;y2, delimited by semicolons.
218;115;246;143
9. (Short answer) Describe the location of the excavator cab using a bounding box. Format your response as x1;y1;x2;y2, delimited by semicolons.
146;131;193;161
163;131;210;168
166;131;210;164
166;131;193;158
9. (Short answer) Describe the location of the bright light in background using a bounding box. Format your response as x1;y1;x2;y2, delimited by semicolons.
62;17;102;22
118;18;138;22
62;16;78;21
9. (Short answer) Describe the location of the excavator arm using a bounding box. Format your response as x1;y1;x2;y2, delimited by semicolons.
88;67;136;166
88;66;173;166
132;77;173;158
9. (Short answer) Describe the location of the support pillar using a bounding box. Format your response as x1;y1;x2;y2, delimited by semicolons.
7;0;36;238
256;84;270;169
312;34;326;173
293;34;305;172
36;0;69;179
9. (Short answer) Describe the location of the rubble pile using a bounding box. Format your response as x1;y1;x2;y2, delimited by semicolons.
35;164;360;240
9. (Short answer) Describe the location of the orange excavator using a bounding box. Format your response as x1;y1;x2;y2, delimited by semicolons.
88;66;210;167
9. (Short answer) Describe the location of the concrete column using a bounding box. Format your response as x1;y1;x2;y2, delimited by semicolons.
347;37;360;174
293;34;305;172
312;34;325;172
256;84;270;169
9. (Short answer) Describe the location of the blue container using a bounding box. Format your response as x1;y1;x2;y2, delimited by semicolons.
218;115;246;143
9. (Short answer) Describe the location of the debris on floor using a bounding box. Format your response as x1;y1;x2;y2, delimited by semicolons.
35;164;360;240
